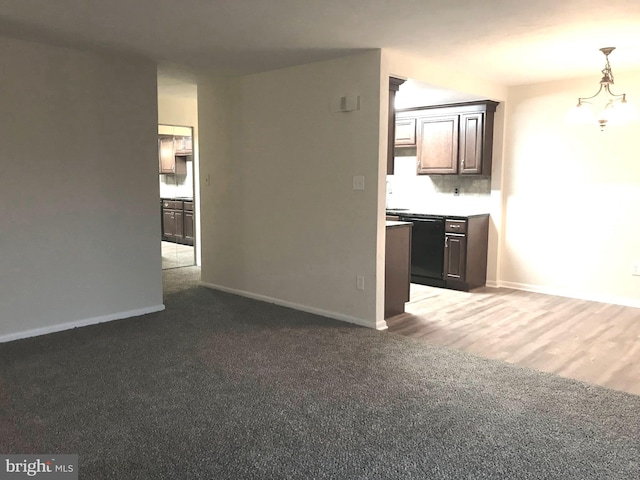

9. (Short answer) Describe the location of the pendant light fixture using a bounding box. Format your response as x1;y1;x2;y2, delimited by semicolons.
566;47;637;130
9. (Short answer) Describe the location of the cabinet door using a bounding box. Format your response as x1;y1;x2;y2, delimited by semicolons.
417;115;459;174
184;211;194;244
395;117;416;146
174;210;184;239
174;135;193;155
388;77;406;175
459;112;484;174
163;209;176;239
159;136;176;174
444;234;467;281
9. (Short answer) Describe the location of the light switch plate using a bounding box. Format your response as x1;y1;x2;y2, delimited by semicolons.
353;175;365;190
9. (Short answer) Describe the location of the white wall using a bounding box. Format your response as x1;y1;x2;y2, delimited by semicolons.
0;36;163;341
198;51;384;328
501;73;640;306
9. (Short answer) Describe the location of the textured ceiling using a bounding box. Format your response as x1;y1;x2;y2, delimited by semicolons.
1;0;639;87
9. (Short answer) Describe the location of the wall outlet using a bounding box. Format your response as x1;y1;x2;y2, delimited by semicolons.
632;262;640;276
453;187;460;196
356;275;365;290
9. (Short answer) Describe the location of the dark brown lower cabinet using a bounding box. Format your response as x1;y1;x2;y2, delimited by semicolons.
443;215;489;291
385;222;412;318
183;201;194;246
162;200;183;242
161;199;193;245
444;234;467;280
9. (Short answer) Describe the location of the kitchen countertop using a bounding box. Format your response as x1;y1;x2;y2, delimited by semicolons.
385;220;413;228
386;208;489;218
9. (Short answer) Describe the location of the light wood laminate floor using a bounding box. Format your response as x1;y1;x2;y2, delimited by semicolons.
386;284;640;396
162;241;195;270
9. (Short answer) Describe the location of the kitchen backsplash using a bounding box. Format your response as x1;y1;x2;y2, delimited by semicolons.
387;156;491;212
159;160;194;198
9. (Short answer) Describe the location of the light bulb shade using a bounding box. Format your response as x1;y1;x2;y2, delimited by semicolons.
565;103;596;125
613;100;638;123
599;100;638;126
598;102;618;125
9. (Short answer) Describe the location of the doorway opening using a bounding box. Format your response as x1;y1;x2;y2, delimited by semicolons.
159;124;196;270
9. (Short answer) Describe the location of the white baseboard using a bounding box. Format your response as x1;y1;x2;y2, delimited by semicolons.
488;280;640;309
200;281;386;330
0;304;166;344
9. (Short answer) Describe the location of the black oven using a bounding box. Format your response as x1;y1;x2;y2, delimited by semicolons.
399;215;446;287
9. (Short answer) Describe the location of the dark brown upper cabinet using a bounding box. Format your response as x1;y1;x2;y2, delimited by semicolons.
416;114;459;174
387;77;407;175
158;134;188;175
458;111;485;174
397;100;498;176
394;117;417;146
173;135;193;155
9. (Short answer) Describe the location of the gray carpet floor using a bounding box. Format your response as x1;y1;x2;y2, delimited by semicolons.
1;266;639;479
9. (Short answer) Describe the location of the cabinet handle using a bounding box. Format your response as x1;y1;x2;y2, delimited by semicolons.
445;236;448;247
451;224;460;228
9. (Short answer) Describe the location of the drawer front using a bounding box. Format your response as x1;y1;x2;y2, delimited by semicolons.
183;201;193;212
163;200;183;209
445;219;467;234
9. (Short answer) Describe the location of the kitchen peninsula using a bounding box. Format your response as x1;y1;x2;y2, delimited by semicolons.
385;220;412;318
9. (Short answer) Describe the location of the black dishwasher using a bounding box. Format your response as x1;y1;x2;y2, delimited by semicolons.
399;215;446;287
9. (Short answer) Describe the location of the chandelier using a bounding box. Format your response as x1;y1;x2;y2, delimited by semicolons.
566;47;637;130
